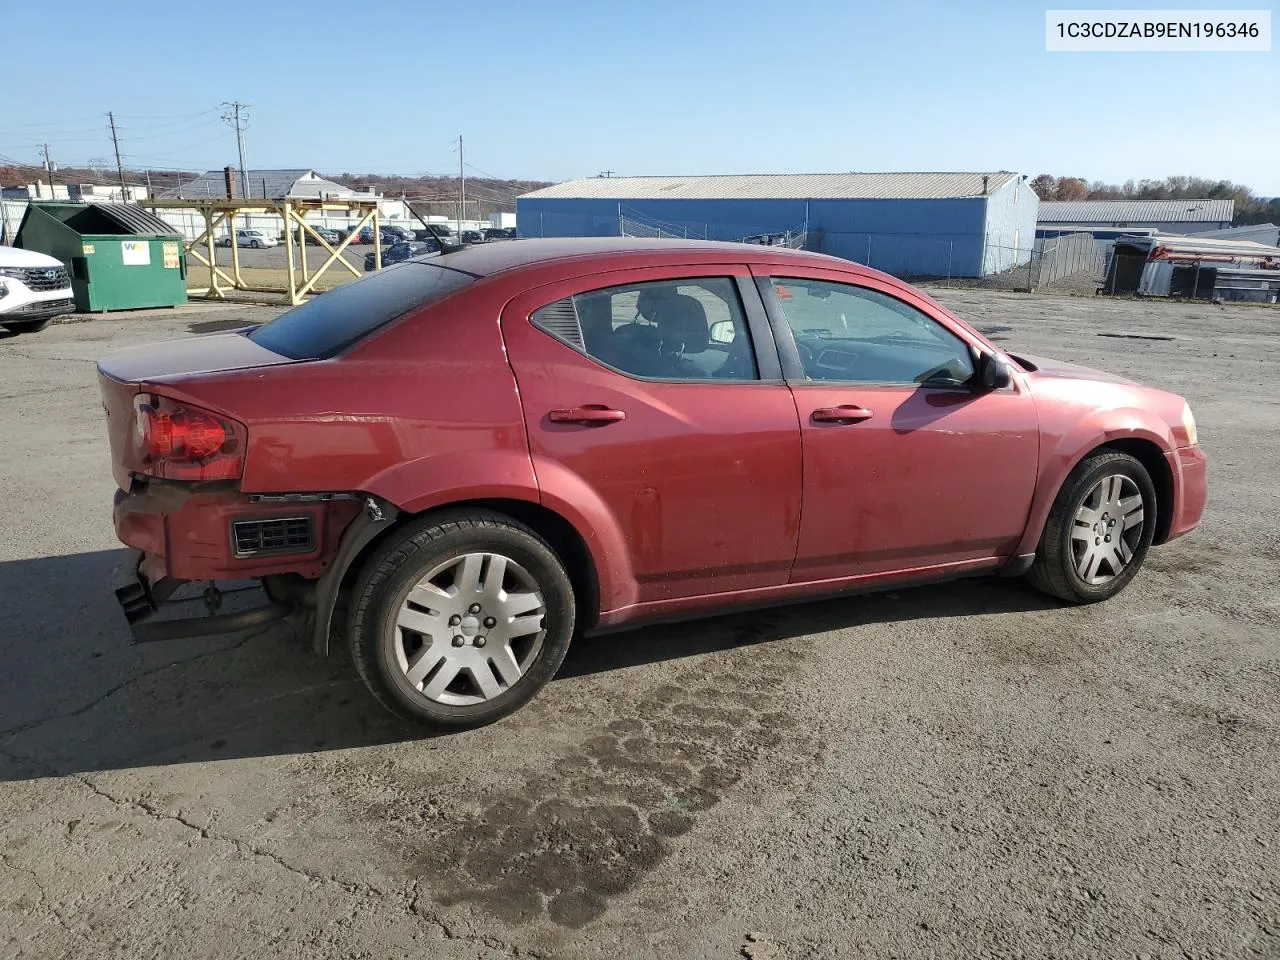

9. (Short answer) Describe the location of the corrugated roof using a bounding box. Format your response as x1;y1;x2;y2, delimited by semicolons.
1038;199;1234;223
1196;222;1279;246
520;172;1021;201
160;169;353;200
1115;232;1278;257
95;203;181;237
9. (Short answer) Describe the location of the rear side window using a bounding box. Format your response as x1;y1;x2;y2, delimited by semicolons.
531;277;757;381
248;262;474;359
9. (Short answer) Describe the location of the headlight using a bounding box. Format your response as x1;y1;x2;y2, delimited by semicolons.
1181;402;1198;446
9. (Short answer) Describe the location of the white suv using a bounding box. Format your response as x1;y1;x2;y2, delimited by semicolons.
0;246;74;334
218;229;277;249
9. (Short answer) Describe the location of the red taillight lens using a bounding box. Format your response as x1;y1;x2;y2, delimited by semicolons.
133;395;246;481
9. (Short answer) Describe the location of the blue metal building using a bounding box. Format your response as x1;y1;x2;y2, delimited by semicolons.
516;172;1038;278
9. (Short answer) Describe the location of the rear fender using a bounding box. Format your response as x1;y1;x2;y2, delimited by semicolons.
366;450;634;616
529;454;637;613
364;449;541;515
315;450;631;651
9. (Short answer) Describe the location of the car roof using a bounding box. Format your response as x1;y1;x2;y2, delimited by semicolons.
433;237;856;279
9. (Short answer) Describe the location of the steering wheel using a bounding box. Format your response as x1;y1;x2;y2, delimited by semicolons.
914;362;963;385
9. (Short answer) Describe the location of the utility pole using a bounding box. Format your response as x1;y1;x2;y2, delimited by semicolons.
221;101;250;199
39;143;56;199
457;134;465;236
107;111;128;201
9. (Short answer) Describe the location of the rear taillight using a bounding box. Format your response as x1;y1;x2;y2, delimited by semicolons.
133;394;246;481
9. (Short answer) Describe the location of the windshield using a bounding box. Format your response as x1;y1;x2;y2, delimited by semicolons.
247;262;475;359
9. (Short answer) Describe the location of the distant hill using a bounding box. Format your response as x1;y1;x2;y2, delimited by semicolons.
328;173;553;220
0;163;552;220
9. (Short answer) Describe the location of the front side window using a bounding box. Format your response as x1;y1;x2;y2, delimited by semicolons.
531;277;758;381
770;278;975;386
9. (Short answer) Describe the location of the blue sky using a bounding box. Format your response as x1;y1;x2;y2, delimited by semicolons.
2;0;1276;192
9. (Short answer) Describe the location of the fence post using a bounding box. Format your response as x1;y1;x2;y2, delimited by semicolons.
947;242;953;280
1191;259;1200;299
866;236;872;267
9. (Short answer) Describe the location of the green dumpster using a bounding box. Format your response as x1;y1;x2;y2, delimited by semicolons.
14;202;187;312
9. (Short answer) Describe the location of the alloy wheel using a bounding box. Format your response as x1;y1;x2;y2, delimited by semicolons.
1070;474;1145;584
391;552;547;706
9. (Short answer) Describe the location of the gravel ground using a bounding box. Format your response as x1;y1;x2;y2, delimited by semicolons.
0;291;1277;959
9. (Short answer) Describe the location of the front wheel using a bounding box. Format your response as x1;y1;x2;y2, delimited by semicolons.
1027;450;1157;603
349;510;575;731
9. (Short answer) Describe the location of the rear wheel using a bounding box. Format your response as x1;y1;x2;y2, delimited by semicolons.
1027;450;1156;603
1;318;52;334
349;510;575;730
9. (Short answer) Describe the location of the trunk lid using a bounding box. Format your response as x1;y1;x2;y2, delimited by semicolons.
96;332;294;383
97;333;294;489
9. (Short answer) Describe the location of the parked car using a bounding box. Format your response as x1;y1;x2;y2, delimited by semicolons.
218;229;277;249
307;227;341;246
483;227;516;241
99;239;1207;732
414;224;456;243
0;245;74;334
335;226;368;245
381;225;414;242
363;240;440;271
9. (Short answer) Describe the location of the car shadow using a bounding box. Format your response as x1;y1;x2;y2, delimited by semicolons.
0;548;1058;781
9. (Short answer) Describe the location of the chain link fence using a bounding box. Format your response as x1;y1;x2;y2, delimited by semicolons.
615;216;1102;291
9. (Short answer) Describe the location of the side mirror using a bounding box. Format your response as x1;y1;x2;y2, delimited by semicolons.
979;353;1012;390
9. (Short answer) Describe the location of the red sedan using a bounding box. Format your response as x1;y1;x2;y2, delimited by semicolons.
98;239;1207;730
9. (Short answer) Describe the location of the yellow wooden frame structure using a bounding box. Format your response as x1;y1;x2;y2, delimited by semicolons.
142;197;384;305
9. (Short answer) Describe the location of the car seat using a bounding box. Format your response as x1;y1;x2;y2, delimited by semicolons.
656;295;710;377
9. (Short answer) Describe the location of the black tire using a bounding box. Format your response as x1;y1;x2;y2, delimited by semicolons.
1;318;52;334
349;510;575;731
1027;450;1157;603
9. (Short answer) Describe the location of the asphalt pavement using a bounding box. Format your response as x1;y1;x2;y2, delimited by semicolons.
1;290;1276;959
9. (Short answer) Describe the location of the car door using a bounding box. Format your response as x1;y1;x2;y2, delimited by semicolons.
752;266;1039;581
501;264;802;607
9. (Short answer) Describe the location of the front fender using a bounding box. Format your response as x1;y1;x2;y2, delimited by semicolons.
1015;405;1175;557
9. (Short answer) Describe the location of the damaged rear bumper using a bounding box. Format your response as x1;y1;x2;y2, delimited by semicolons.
111;548;294;643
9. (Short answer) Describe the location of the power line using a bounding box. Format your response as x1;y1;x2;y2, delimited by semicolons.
114;117;223;141
110;107;220;128
122;132;234;162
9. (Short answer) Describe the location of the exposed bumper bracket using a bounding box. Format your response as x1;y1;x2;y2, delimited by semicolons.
111;548;294;644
